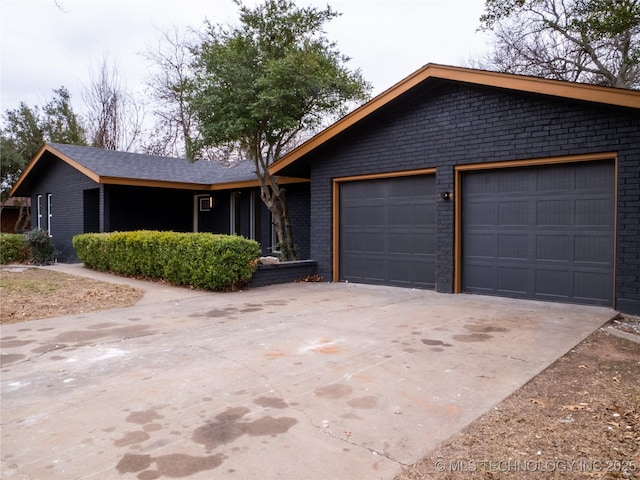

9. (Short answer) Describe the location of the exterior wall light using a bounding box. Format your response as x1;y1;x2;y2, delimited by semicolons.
441;191;453;200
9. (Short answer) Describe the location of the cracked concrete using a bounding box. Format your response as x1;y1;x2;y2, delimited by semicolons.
1;264;615;479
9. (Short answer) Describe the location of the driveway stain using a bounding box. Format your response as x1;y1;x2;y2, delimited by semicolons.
116;452;224;478
1;339;34;348
465;324;508;333
314;383;353;399
347;396;378;409
453;333;493;342
192;406;297;451
421;339;452;347
52;324;154;344
113;430;150;447
1;353;26;366
126;409;164;425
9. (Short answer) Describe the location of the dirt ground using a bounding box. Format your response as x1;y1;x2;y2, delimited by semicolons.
1;267;639;479
0;266;143;324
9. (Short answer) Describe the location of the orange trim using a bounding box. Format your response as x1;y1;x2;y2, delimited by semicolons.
334;168;436;183
270;64;640;175
454;152;617;171
332;181;340;282
454;169;462;293
9;144;311;197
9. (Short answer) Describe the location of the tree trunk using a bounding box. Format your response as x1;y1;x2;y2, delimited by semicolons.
256;162;297;261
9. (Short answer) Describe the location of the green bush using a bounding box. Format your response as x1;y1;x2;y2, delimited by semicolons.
73;231;261;291
0;233;28;264
24;229;56;265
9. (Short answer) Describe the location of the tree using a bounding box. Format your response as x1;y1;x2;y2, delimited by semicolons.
0;87;86;230
189;0;370;260
477;0;640;88
83;58;145;151
143;27;198;160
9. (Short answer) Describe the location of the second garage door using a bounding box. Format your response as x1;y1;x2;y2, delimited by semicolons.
339;175;436;288
461;160;615;306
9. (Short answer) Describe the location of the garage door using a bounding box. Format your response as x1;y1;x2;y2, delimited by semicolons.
461;160;614;306
339;175;436;288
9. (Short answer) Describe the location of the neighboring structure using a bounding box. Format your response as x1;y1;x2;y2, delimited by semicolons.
0;197;30;233
270;64;640;315
10;65;640;315
9;143;310;262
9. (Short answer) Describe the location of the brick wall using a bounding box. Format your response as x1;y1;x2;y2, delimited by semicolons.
308;82;640;314
29;154;100;262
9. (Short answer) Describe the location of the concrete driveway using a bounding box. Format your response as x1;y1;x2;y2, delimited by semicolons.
1;265;615;480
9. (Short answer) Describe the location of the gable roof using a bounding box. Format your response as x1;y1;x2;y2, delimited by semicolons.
270;63;640;177
10;143;292;197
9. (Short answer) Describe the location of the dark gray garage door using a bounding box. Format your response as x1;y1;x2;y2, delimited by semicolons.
339;175;436;288
461;160;614;306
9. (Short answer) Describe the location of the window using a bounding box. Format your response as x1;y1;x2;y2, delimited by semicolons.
36;195;43;229
47;193;53;236
199;196;212;212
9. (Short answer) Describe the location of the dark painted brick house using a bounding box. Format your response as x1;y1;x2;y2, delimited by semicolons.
10;143;310;263
271;64;640;315
11;65;640;315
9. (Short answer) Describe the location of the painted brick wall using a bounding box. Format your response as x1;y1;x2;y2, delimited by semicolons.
308;82;640;314
29;155;100;262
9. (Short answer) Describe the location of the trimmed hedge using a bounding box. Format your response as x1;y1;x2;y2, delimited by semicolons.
72;231;261;291
0;233;28;264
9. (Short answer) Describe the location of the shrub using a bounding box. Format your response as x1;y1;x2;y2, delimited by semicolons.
24;229;56;265
0;233;28;264
73;231;261;291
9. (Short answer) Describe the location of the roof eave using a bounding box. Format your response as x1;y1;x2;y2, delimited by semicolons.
270;63;640;175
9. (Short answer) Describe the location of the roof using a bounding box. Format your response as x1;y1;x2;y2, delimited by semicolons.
10;143;306;197
270;63;640;177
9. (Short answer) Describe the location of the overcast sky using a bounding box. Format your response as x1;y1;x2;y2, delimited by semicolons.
1;0;491;118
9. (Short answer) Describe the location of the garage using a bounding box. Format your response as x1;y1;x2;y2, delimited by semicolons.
460;160;615;306
338;174;436;288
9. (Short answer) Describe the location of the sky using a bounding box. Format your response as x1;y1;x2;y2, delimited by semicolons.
0;0;491;119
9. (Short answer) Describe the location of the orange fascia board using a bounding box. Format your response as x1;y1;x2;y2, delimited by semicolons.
99;177;211;190
9;144;100;196
207;176;309;191
270;63;640;175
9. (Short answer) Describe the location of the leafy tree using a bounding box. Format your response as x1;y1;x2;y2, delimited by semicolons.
1;88;86;230
478;0;640;88
189;0;370;260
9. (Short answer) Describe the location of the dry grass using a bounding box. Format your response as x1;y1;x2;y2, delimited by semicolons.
0;267;143;324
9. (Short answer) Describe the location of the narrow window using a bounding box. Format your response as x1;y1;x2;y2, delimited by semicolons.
47;193;53;236
36;195;42;229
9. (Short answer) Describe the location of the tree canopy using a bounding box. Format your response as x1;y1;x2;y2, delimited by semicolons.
187;0;371;259
1;87;86;203
478;0;640;88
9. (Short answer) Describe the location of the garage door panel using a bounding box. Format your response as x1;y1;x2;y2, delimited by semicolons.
339;175;436;289
535;269;571;299
498;201;529;225
466;201;498;225
574;271;611;302
462;160;614;306
575;198;612;225
537;200;571;225
574;235;613;264
498;234;528;259
497;266;530;294
536;235;571;262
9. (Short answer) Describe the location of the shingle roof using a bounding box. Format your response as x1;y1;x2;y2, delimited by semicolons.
47;143;257;185
10;143;264;196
